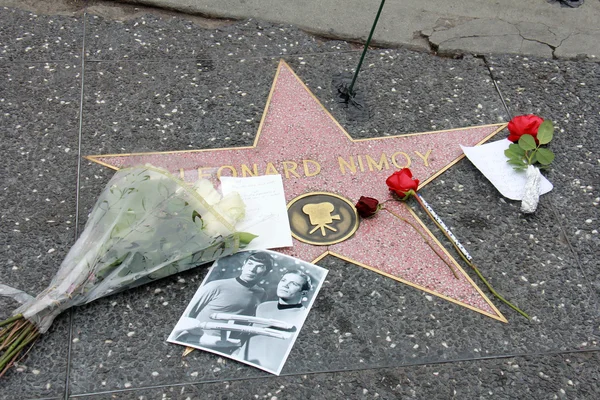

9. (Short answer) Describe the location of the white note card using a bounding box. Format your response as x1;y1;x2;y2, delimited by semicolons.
220;175;293;250
461;139;553;201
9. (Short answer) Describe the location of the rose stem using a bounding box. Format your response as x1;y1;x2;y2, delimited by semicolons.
0;323;34;372
0;328;39;378
0;319;26;350
414;195;530;319
15;330;40;363
3;323;33;357
381;206;460;279
0;314;23;328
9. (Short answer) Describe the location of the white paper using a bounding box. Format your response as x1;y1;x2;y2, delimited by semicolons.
461;139;553;201
220;175;293;250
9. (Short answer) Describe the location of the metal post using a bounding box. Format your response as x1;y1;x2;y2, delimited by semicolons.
346;0;386;97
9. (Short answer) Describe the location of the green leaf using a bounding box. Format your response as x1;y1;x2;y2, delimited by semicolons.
192;210;203;225
167;198;188;214
518;134;537;151
536;148;555;165
530;151;537;165
109;186;122;197
537;120;554;144
508;143;526;156
98;200;111;212
504;148;521;160
157;182;170;198
506;153;525;163
237;232;258;248
507;159;526;167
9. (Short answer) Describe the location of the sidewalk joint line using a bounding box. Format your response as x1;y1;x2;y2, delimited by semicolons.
66;348;600;398
478;55;511;120
63;10;87;400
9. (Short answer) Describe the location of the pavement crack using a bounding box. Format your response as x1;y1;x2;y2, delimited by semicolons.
417;30;438;53
509;21;557;50
521;37;556;50
553;32;573;58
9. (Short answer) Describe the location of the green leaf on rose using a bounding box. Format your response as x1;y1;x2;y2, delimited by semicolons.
510;143;526;155
518;134;537;151
529;151;537;165
508;152;525;162
507;158;527;167
536;148;555;165
504;146;525;160
505;145;526;163
536;120;554;145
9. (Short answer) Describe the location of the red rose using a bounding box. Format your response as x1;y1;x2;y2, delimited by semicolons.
507;114;544;143
355;196;380;218
386;169;419;200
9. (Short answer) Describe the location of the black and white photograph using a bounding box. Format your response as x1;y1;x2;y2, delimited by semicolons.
168;250;328;375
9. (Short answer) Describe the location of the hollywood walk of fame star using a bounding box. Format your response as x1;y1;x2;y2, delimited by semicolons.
87;60;508;322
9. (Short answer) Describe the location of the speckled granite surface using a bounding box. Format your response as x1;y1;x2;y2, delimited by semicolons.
0;5;598;399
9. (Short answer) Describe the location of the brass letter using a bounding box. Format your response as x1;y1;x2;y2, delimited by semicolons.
338;156;356;175
282;161;300;179
391;152;411;168
303;159;321;177
414;149;432;167
198;167;212;180
217;165;238;179
366;153;390;172
357;155;365;172
241;164;258;177
265;162;279;175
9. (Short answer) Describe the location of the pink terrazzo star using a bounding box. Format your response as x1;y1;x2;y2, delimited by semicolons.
88;60;507;322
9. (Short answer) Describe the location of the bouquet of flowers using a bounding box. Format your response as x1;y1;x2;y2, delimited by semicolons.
0;165;256;376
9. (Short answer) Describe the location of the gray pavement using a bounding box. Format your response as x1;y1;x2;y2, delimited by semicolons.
115;0;600;61
1;1;599;399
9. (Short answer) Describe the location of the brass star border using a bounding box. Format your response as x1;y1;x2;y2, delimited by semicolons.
87;60;508;322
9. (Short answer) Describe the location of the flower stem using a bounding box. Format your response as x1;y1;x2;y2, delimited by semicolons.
0;314;23;328
0;332;39;378
381;206;460;279
465;261;530;319
0;320;39;377
0;319;26;350
413;195;530;320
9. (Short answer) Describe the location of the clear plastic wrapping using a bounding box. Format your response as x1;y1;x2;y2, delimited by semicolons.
4;166;253;333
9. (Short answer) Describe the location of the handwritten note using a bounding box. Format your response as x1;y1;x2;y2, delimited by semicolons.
461;139;553;200
220;175;293;250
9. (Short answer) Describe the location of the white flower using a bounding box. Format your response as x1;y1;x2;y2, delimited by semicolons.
191;180;246;237
215;192;245;224
192;179;221;206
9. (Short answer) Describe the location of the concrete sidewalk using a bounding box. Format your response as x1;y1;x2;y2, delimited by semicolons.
112;0;600;60
0;0;599;399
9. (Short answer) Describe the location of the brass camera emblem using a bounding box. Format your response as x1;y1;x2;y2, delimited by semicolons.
287;192;358;246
